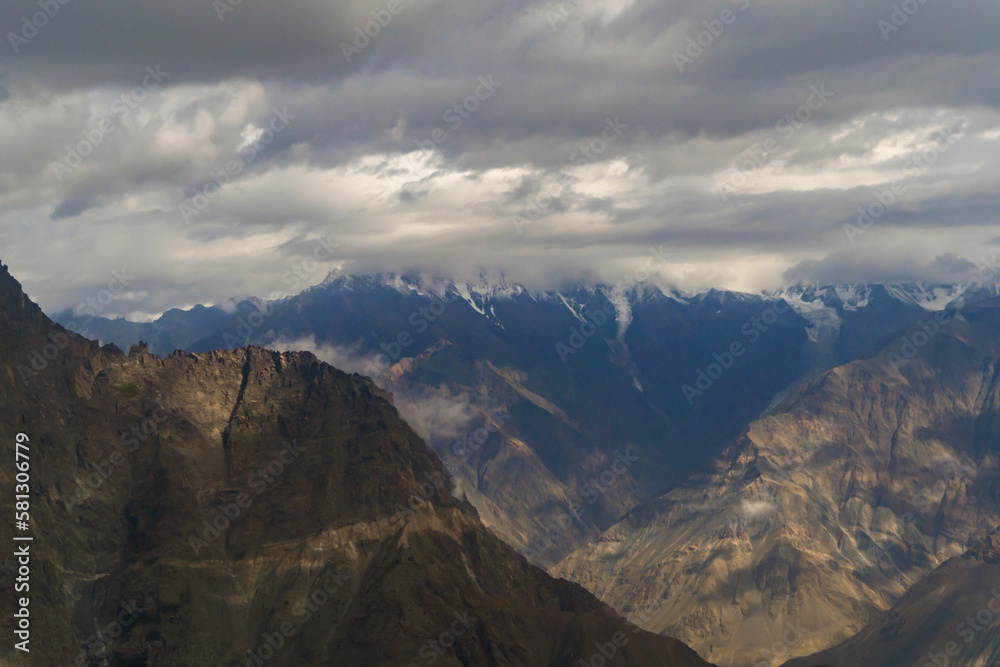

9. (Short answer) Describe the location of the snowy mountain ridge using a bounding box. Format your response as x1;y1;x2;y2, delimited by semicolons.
317;270;996;314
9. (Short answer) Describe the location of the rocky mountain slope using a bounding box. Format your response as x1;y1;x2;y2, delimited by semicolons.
52;273;962;569
553;298;1000;665
58;272;818;567
0;262;713;666
784;529;1000;667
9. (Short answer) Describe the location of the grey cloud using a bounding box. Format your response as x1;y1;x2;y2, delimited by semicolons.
785;252;983;286
0;0;998;315
50;193;97;219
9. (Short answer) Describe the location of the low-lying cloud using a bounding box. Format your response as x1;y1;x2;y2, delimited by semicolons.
270;335;480;445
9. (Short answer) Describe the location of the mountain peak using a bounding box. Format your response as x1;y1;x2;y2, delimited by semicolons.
0;261;714;667
0;260;54;337
771;281;985;312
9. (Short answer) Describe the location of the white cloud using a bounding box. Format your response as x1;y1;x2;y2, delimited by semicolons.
740;499;778;519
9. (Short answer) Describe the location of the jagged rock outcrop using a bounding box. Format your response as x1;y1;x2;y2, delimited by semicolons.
784;529;1000;667
553;299;1000;665
56;274;820;568
0;263;712;666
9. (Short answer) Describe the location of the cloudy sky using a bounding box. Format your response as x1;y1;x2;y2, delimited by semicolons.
0;0;997;319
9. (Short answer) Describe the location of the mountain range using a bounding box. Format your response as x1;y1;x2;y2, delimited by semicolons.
52;273;995;568
36;268;1000;666
0;261;714;666
554;294;1000;664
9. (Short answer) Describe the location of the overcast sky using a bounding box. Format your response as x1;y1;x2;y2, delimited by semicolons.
0;0;997;319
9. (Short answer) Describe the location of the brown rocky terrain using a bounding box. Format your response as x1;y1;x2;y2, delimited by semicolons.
784;529;1000;666
553;300;1000;665
0;262;712;666
65;277;942;577
380;350;649;570
74;274;823;570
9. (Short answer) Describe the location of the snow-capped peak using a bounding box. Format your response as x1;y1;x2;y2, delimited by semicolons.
314;273;1000;343
767;283;972;312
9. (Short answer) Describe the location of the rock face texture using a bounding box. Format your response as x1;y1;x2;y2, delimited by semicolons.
56;275;823;568
0;263;713;667
57;275;988;579
783;529;1000;667
553;300;1000;666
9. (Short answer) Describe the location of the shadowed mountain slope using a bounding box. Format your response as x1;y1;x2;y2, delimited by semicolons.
0;262;712;667
784;529;1000;667
553;299;1000;665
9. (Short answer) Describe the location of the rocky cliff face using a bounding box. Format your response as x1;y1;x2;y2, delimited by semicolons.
553;301;1000;666
783;529;1000;667
56;275;820;568
60;275;972;578
0;263;712;666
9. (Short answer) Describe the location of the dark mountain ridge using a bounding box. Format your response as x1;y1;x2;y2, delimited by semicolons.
52;272;922;567
0;262;712;666
553;296;1000;665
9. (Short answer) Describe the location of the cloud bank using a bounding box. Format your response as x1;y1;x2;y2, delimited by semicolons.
1;0;999;316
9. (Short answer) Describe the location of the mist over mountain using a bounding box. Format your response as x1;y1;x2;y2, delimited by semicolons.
6;0;1000;663
554;294;1000;665
40;269;1000;667
0;261;716;666
51;271;961;569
